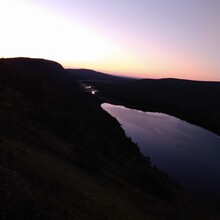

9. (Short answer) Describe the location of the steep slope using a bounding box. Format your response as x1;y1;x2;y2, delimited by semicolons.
0;58;219;219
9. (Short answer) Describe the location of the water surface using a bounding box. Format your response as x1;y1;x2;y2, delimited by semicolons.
101;103;220;201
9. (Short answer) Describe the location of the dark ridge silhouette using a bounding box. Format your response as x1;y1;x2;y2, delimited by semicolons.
67;68;135;82
88;76;220;136
0;58;219;219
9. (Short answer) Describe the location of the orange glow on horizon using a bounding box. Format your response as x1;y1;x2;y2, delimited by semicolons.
2;0;220;82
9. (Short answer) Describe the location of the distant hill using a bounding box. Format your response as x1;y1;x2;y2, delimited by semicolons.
91;77;220;136
67;68;135;82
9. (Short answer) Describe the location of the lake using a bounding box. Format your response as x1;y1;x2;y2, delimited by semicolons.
101;103;220;201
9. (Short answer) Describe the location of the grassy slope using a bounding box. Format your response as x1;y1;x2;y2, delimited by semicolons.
0;58;219;219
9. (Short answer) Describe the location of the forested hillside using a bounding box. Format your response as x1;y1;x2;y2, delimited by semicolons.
0;58;219;219
88;77;220;136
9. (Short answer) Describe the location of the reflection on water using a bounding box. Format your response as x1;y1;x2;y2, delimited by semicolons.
101;103;220;201
91;90;97;95
80;82;97;95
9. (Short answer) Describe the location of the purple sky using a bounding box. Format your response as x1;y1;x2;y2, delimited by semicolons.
2;0;220;80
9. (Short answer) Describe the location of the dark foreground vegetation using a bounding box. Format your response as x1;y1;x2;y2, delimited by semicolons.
75;71;220;136
0;58;219;219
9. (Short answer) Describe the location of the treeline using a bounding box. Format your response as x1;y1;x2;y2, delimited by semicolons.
90;78;220;136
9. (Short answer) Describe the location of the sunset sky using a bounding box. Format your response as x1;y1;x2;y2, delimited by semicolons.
1;0;220;81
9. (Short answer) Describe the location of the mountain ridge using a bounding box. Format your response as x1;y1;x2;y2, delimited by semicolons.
78;70;220;136
1;57;219;219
